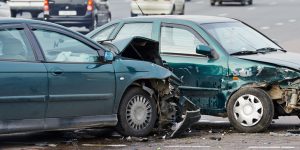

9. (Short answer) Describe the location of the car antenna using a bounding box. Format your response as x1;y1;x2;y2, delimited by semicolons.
134;1;145;16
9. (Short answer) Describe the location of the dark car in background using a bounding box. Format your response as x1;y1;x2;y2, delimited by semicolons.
211;0;253;6
43;0;111;31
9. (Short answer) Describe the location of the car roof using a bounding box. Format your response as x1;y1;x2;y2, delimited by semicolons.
120;15;237;24
0;18;56;25
0;18;106;50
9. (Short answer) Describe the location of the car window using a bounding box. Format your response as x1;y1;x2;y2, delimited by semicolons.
33;29;100;63
92;24;117;42
160;26;205;55
115;23;152;41
0;28;35;61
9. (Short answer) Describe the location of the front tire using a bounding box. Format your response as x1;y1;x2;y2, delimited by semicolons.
211;1;216;6
88;17;97;31
116;87;157;137
241;0;246;6
227;88;274;133
11;10;17;17
248;0;253;5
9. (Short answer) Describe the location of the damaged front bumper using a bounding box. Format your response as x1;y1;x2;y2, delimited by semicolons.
148;76;201;138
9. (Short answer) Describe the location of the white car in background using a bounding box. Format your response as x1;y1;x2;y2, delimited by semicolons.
0;0;10;17
131;0;185;17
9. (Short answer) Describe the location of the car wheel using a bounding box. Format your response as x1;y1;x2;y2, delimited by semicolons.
219;1;223;5
131;11;138;17
10;10;17;17
116;87;157;137
227;88;274;133
31;12;39;18
179;5;185;15
170;5;175;15
248;0;253;5
241;0;246;5
89;18;97;31
211;1;215;6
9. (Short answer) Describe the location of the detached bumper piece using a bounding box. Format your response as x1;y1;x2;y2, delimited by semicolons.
171;96;201;138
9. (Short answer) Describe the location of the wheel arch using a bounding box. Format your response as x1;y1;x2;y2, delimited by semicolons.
225;82;271;110
113;78;165;114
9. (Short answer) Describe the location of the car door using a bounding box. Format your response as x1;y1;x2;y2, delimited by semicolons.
159;23;227;114
0;24;47;125
30;25;115;118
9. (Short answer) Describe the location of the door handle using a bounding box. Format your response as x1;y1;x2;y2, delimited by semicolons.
50;68;64;76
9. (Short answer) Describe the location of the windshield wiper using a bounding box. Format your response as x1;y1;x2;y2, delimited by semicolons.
230;50;258;55
256;47;287;53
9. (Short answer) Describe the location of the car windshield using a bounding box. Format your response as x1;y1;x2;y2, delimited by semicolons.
201;22;281;54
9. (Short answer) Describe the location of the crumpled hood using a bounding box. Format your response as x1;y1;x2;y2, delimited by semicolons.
236;51;300;71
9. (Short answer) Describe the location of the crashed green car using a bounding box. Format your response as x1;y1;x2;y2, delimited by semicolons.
88;15;300;133
0;18;200;137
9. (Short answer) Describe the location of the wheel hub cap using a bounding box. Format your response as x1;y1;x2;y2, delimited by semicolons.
233;94;263;127
126;95;152;130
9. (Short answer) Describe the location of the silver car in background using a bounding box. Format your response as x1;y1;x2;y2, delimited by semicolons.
131;0;185;16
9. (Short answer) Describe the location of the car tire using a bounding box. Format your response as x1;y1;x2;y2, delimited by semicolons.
89;17;97;31
131;11;138;17
31;12;39;18
170;5;175;15
179;5;185;15
219;1;223;5
115;87;157;137
227;87;274;133
248;0;253;5
241;0;246;6
211;1;215;6
11;10;17;17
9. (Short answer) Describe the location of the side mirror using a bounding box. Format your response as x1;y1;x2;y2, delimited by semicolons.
104;51;114;62
196;45;218;59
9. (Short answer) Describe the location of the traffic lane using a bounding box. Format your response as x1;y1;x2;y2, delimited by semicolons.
1;117;300;150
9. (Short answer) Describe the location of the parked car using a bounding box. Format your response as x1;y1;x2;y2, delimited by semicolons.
7;0;43;18
131;0;185;17
88;15;300;133
211;0;253;6
43;0;111;31
0;18;200;136
0;0;10;17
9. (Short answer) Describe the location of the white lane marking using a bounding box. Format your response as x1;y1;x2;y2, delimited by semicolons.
248;146;295;149
289;19;297;23
165;145;211;148
248;7;256;10
275;22;284;26
260;26;270;30
218;13;228;16
270;2;278;5
82;144;127;147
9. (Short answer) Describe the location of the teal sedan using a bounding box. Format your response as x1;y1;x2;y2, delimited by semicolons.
0;18;200;137
88;15;300;133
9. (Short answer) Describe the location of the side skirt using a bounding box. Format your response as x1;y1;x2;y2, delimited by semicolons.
0;115;118;134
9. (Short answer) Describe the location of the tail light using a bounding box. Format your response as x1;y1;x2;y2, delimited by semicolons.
44;0;49;15
87;0;93;11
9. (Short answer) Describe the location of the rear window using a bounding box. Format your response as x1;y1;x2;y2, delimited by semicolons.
54;0;85;4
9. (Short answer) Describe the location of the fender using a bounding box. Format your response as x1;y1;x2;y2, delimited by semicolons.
112;59;178;113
